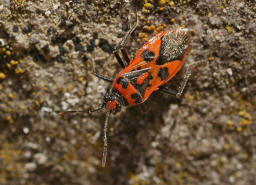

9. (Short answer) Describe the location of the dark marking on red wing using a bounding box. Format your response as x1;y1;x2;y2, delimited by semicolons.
155;37;165;65
112;88;128;106
131;72;153;97
131;93;142;103
140;49;155;62
117;76;129;89
121;68;152;97
158;67;169;80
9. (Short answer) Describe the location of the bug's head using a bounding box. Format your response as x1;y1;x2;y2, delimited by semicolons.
103;94;122;113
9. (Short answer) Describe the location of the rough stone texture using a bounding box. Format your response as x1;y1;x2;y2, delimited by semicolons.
0;0;255;185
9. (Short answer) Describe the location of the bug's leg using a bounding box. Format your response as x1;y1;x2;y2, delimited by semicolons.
114;9;138;51
160;63;195;98
121;48;130;64
159;86;178;97
176;63;194;98
94;73;113;83
113;51;126;68
113;48;130;68
91;58;114;83
113;9;138;67
102;111;111;167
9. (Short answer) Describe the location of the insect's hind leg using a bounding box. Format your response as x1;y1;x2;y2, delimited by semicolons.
159;86;178;97
160;63;195;98
176;63;195;98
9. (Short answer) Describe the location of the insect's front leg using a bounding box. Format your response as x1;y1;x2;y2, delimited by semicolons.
91;11;138;80
113;9;138;67
114;10;138;51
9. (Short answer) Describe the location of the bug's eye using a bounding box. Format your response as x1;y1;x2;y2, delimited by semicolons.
141;49;155;62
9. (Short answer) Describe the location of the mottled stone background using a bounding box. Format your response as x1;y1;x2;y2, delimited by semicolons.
0;0;255;185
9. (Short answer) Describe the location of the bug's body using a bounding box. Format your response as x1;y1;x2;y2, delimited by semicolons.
61;27;192;168
106;29;190;110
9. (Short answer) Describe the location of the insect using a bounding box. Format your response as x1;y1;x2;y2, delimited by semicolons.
60;17;193;167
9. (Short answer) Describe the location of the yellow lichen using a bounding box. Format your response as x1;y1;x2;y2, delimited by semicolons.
184;93;194;104
240;119;251;126
13;0;27;7
236;126;243;133
227;120;233;126
35;100;40;106
175;162;182;169
224;143;230;150
158;0;166;5
238;110;252;121
242;153;248;160
78;77;83;82
169;1;174;6
0;142;23;176
0;72;6;79
233;110;253;127
6;115;13;124
208;56;214;61
143;25;156;32
138;32;148;40
15;67;24;74
158;7;163;11
5;50;11;56
130;174;140;185
144;3;152;8
1;47;6;52
10;60;18;65
155;25;164;33
7;63;12;69
8;93;14;99
225;26;232;33
67;83;74;92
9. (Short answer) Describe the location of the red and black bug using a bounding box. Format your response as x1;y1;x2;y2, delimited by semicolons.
60;17;193;167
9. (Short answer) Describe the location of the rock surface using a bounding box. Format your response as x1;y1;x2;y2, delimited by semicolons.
0;0;255;185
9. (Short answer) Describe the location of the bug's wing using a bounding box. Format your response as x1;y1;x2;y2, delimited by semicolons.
121;67;151;80
120;67;153;100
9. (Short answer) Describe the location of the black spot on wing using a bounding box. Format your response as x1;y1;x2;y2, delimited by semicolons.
141;49;155;62
158;67;169;80
131;93;142;103
117;77;129;89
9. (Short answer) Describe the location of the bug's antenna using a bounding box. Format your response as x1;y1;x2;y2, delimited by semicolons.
102;111;111;167
58;104;105;116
